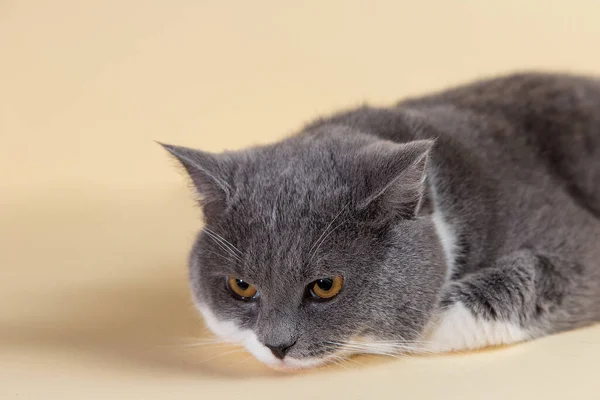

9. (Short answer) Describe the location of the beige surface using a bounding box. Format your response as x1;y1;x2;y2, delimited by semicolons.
2;1;600;398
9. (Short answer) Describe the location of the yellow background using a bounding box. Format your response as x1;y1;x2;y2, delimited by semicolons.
2;1;599;398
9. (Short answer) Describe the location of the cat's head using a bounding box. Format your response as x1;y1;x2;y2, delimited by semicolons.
162;125;447;369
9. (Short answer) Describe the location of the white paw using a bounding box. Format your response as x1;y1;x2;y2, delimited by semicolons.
423;302;531;352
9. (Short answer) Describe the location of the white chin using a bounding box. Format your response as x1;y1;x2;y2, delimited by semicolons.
252;353;332;371
275;357;329;370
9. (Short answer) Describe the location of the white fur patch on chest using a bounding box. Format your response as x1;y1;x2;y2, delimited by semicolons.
429;182;458;279
424;302;531;352
431;208;457;278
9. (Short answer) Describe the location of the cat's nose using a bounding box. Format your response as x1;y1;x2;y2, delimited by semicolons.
265;341;296;359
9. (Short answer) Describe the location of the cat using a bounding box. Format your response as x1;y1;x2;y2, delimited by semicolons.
162;72;600;370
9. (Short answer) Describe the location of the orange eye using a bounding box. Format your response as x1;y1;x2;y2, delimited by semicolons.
227;277;258;300
309;276;343;299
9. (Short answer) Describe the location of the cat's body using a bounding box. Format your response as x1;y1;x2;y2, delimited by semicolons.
309;73;600;341
163;73;600;369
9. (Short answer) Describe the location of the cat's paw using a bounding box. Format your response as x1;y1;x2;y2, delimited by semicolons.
423;300;531;353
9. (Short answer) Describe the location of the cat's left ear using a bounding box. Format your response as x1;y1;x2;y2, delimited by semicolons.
357;139;433;220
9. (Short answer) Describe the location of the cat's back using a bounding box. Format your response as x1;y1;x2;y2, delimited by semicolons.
401;72;600;118
402;72;600;219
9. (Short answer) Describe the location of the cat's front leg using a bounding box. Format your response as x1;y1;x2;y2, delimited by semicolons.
423;249;578;353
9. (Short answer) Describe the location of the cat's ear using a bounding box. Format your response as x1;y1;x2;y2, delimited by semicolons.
159;143;233;213
357;140;432;220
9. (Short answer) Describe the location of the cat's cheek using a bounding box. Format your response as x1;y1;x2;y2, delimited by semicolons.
196;303;284;366
241;334;281;367
196;303;250;343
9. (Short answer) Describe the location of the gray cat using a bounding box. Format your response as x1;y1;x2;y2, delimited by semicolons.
162;72;600;370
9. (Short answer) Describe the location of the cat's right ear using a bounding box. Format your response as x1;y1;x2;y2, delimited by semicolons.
159;143;232;213
355;139;432;221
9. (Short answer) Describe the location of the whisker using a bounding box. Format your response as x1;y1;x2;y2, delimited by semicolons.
319;340;453;367
357;339;454;353
203;230;242;262
327;339;451;357
196;348;246;364
343;339;437;346
308;205;347;259
173;342;235;349
310;220;347;262
158;337;227;347
330;356;351;370
203;227;244;257
202;248;241;265
341;355;366;368
174;336;224;343
226;355;254;369
202;229;243;262
341;342;426;351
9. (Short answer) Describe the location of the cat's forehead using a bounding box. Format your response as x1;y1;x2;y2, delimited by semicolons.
233;143;358;209
240;148;338;187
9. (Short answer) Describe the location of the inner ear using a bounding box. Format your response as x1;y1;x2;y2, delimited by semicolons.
357;140;432;221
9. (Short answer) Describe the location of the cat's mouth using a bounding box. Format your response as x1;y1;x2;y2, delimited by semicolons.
197;303;346;370
241;334;342;370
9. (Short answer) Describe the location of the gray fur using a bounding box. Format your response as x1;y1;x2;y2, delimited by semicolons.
162;72;600;363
